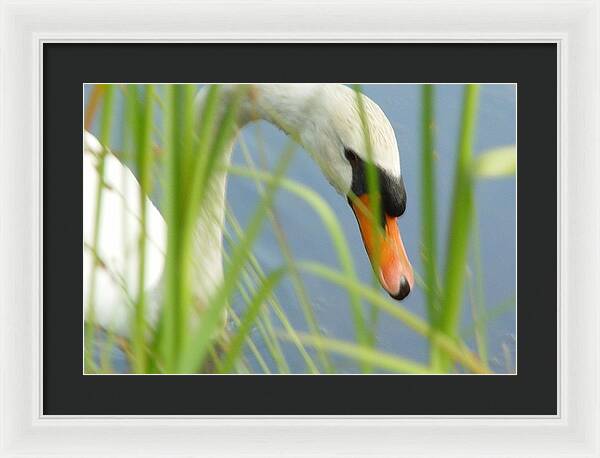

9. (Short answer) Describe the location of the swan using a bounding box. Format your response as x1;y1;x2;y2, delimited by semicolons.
83;83;414;338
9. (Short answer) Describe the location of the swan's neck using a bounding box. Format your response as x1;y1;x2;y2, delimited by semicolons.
191;84;319;306
189;164;229;307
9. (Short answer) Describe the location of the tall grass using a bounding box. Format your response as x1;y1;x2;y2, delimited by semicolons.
237;134;331;372
420;84;442;369
438;84;480;371
129;85;154;373
83;83;513;375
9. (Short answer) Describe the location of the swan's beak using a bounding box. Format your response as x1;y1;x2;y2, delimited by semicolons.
350;194;414;300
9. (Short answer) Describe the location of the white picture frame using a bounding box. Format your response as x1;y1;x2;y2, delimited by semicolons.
1;0;598;456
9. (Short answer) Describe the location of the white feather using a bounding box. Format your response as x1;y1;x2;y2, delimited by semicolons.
83;132;165;336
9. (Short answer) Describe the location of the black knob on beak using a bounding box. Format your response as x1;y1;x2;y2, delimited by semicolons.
390;275;411;301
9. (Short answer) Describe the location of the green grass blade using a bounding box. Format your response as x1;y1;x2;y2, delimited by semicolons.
461;294;515;339
174;84;197;355
99;328;117;374
353;85;382;240
186;85;220;212
438;84;480;371
420;85;439;320
188;86;245;217
473;145;516;178
218;268;286;373
160;84;189;371
283;333;434;374
84;84;115;373
226;307;272;374
468;208;488;364
420;84;443;370
352;85;382;373
128;85;155;373
160;84;219;372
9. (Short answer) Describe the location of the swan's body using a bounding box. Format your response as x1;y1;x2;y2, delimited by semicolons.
84;84;413;337
84;132;166;336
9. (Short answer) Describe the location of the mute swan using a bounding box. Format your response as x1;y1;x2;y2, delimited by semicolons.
84;83;414;337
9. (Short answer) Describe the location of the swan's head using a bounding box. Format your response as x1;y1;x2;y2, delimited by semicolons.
283;85;414;300
218;83;413;300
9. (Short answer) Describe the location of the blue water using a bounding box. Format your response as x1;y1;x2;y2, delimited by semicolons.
86;84;516;373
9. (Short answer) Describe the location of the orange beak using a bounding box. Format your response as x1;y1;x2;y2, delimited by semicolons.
350;194;414;300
